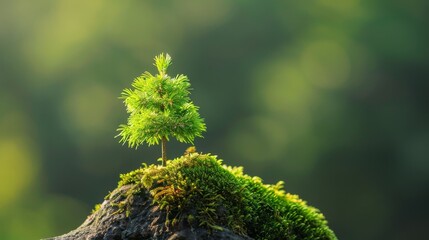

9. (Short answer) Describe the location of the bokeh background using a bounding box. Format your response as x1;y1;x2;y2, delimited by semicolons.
1;1;428;239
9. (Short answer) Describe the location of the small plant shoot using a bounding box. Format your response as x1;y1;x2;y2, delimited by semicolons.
117;53;206;166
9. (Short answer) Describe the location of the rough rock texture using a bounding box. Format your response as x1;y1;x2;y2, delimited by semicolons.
44;185;253;240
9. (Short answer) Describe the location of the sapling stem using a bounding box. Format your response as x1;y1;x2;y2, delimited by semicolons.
162;136;167;166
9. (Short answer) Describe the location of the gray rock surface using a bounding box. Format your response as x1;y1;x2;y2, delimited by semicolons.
44;185;252;240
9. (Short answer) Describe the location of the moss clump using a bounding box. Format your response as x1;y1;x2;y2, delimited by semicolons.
91;203;102;214
118;153;337;239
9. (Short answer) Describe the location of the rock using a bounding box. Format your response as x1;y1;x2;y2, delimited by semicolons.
43;154;337;239
44;185;252;240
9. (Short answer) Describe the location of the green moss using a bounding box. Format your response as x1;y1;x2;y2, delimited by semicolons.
118;153;337;239
91;203;102;214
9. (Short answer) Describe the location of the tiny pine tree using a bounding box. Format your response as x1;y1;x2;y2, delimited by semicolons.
117;53;206;166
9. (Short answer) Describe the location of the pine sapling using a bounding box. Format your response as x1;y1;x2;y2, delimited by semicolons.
117;53;206;166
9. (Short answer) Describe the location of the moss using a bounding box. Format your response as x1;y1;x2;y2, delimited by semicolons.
118;153;337;239
91;203;102;214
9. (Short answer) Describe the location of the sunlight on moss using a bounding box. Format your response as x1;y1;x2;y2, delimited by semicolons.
116;153;337;239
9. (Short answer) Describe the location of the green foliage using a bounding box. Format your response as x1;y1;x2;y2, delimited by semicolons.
117;53;206;148
118;153;337;239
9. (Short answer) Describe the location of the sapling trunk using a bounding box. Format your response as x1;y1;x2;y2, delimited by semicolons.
162;136;167;166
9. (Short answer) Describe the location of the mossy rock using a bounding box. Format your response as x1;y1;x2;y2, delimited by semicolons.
46;153;337;240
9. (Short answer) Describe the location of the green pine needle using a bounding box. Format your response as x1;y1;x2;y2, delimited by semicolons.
117;53;206;154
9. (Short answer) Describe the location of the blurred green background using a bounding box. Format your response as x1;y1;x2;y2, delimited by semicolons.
1;0;428;239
